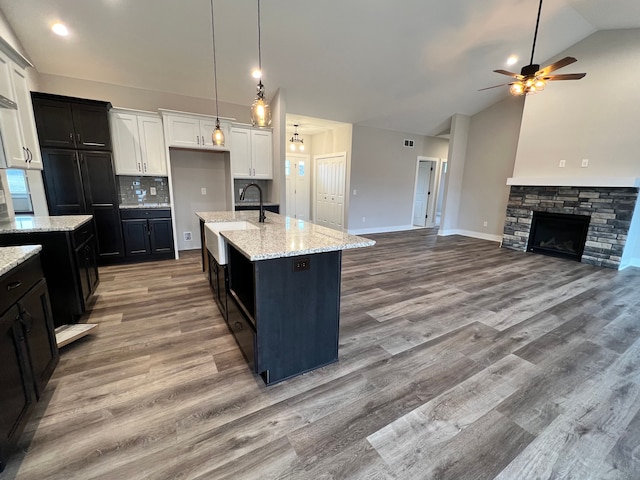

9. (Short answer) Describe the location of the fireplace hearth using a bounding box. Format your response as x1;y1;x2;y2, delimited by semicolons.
527;212;590;261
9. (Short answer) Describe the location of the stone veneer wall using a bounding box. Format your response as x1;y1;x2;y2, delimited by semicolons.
502;186;639;269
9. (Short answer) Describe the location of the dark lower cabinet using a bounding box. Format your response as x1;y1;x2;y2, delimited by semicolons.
121;209;174;261
0;254;58;472
226;245;341;385
0;220;100;327
41;148;124;263
208;252;227;319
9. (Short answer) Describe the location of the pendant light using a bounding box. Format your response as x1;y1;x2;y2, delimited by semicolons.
210;0;225;146
250;0;271;127
289;124;304;152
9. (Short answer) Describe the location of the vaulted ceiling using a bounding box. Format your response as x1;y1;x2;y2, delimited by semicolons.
1;0;639;136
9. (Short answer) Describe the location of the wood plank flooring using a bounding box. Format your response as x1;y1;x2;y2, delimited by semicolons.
3;229;640;479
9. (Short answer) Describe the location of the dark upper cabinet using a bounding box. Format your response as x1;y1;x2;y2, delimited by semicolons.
31;94;111;151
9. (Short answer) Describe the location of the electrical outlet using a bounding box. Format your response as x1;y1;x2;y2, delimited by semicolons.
293;258;310;272
362;217;366;223
184;232;192;241
483;221;488;227
559;160;566;168
150;186;157;195
201;187;207;195
581;159;589;168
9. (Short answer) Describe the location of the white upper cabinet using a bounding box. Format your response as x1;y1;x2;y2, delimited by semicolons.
162;110;230;151
110;109;167;176
230;125;272;179
0;48;42;170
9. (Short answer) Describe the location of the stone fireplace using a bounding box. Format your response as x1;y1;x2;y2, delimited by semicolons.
502;185;639;269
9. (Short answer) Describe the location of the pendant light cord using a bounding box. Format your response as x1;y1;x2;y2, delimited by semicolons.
530;0;543;64
210;0;220;121
257;0;262;74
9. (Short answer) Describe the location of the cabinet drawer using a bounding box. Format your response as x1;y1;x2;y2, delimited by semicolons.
0;257;42;316
226;296;256;371
120;208;171;220
72;221;94;247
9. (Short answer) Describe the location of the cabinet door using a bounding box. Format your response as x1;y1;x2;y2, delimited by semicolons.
110;111;142;175
0;305;35;469
251;130;273;179
149;218;174;254
71;103;111;150
31;98;76;148
11;65;42;170
230;127;252;178
122;219;151;256
74;237;99;307
18;279;59;398
165;115;201;148
80;151;124;259
41;149;85;215
199;119;218;149
137;115;167;175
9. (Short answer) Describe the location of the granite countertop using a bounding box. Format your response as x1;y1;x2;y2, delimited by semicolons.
119;204;171;209
0;215;93;234
195;211;375;261
0;245;42;276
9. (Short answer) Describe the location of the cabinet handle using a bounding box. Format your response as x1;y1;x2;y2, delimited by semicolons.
76;133;81;144
197;136;200;145
143;162;147;173
138;162;142;172
22;146;28;162
83;142;106;147
27;148;33;163
69;132;74;142
7;280;22;291
235;321;243;331
19;308;33;332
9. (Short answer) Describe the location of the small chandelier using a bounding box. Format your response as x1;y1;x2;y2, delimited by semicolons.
210;0;224;146
289;124;304;152
250;0;271;127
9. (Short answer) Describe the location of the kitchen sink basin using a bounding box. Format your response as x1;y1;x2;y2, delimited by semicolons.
204;221;259;265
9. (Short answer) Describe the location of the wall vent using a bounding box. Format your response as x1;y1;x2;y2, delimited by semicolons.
403;139;414;148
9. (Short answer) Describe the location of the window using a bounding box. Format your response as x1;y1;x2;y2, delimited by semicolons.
6;169;33;214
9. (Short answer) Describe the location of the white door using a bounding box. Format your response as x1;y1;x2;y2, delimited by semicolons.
137;115;167;175
111;112;142;175
285;154;310;220
315;153;346;230
413;161;432;227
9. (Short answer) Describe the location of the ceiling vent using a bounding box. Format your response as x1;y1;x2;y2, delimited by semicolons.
403;139;414;148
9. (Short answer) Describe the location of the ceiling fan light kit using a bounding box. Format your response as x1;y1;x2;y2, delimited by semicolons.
481;0;586;96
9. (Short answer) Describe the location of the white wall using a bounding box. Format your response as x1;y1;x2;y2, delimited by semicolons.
270;89;286;206
514;29;640;180
456;96;525;240
169;149;230;251
349;125;448;233
0;9;38;89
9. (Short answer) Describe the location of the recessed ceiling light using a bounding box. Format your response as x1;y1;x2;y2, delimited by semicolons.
51;23;69;36
251;69;262;79
507;55;518;66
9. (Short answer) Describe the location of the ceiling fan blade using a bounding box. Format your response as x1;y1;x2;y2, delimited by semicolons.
478;83;513;91
543;73;587;81
536;56;577;76
493;69;522;79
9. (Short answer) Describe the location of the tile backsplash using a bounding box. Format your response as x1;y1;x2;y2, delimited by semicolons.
233;179;270;203
118;176;171;206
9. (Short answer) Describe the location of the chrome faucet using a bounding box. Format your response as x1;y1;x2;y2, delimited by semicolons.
240;183;266;222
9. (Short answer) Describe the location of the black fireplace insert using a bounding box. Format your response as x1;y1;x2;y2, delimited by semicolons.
527;212;590;261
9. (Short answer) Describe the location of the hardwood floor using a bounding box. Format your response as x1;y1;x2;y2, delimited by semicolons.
3;229;640;479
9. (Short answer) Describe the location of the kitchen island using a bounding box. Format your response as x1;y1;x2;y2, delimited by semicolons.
0;215;98;327
196;211;374;384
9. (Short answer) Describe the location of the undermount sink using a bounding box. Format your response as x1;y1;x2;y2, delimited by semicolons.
205;221;259;265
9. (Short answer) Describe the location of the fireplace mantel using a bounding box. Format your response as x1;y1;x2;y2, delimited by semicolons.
506;177;640;188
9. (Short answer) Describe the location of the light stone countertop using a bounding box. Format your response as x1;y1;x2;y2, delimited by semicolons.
119;204;171;209
0;215;93;234
0;245;42;276
195;211;375;261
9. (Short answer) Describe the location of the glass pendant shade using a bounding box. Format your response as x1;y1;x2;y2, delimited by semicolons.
213;120;225;146
250;82;271;127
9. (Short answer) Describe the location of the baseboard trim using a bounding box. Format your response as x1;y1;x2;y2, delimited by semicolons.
619;258;640;271
438;229;503;243
348;224;417;235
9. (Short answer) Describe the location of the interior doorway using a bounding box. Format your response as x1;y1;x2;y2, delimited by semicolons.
411;157;439;228
315;152;346;230
285;153;310;220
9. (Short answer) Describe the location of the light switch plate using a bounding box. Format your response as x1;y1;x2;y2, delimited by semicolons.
559;160;566;168
201;187;207;195
581;159;589;168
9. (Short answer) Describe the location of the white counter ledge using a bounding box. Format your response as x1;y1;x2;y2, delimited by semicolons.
196;211;375;261
0;215;93;234
0;245;42;276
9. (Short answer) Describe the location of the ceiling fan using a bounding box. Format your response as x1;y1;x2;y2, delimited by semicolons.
480;0;586;95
